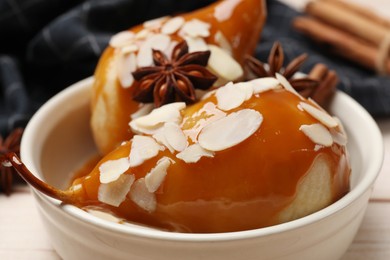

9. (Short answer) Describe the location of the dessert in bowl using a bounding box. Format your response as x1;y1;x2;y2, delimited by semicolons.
17;77;382;259
1;0;383;259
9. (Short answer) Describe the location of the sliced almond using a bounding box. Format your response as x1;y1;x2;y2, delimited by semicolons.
330;128;347;146
216;82;247;111
130;102;186;132
251;77;281;94
207;44;243;81
99;157;131;184
109;31;135;48
135;28;151;40
182;102;226;143
131;103;154;120
163;122;188;152
299;124;333;147
143;16;169;29
236;82;254;101
152;129;175;153
176;143;214;163
137;34;171;67
129;135;164;167
214;30;232;55
198;109;263;151
299;102;338;128
184;36;209;53
129;178;157;212
164;40;179;59
98;174;135;207
117;52;137;88
275;73;302;99
145;157;172;192
161;16;185;35
180;19;210;38
121;44;139;54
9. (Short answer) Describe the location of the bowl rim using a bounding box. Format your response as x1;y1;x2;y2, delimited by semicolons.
21;77;384;242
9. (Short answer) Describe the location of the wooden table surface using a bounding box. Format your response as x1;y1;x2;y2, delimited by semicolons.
1;0;389;259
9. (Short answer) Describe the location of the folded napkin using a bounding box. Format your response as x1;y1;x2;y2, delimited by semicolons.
0;0;388;137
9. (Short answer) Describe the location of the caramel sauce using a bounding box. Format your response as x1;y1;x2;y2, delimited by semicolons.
71;89;350;233
91;0;267;154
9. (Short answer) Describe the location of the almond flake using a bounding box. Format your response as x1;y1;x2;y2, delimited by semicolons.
330;128;347;146
333;116;347;137
176;143;214;163
99;157;131;184
121;44;139;54
164;40;179;59
214;31;232;55
98;174;135;207
87;209;122;223
143;16;169;29
198;109;263;151
129;178;157;212
131;103;154;120
216;82;246;111
117;52;137;88
251;77;281;94
299;102;338;128
129;135;164;167
145;157;172;192
137;34;171;67
152;129;175;153
276;73;302;99
299;124;333;147
161;16;185;35
207;44;243;81
180;19;210;38
135;29;151;40
109;31;135;48
236;82;254;101
182;102;226;143
184;36;209;52
163;122;188;152
130;102;186;133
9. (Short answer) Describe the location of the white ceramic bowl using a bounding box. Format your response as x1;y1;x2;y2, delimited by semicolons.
21;77;384;260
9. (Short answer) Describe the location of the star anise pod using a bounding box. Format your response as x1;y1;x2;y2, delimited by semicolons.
0;128;24;195
244;41;319;98
132;40;217;107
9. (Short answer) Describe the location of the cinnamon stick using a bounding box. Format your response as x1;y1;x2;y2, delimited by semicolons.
308;64;338;109
322;0;390;29
308;63;328;80
305;0;389;46
293;16;390;74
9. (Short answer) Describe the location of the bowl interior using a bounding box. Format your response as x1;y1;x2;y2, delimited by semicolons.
20;77;383;239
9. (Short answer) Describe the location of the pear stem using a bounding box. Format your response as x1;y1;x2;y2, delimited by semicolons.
1;152;73;203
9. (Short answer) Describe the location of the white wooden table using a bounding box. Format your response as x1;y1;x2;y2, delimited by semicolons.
1;0;389;259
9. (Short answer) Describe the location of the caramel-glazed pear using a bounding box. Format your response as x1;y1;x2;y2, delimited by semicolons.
91;0;267;155
5;78;350;233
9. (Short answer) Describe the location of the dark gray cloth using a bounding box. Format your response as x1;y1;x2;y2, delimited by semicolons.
0;0;389;137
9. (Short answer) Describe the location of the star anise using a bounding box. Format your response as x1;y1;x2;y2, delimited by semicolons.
244;41;319;98
132;40;217;107
0;128;24;195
